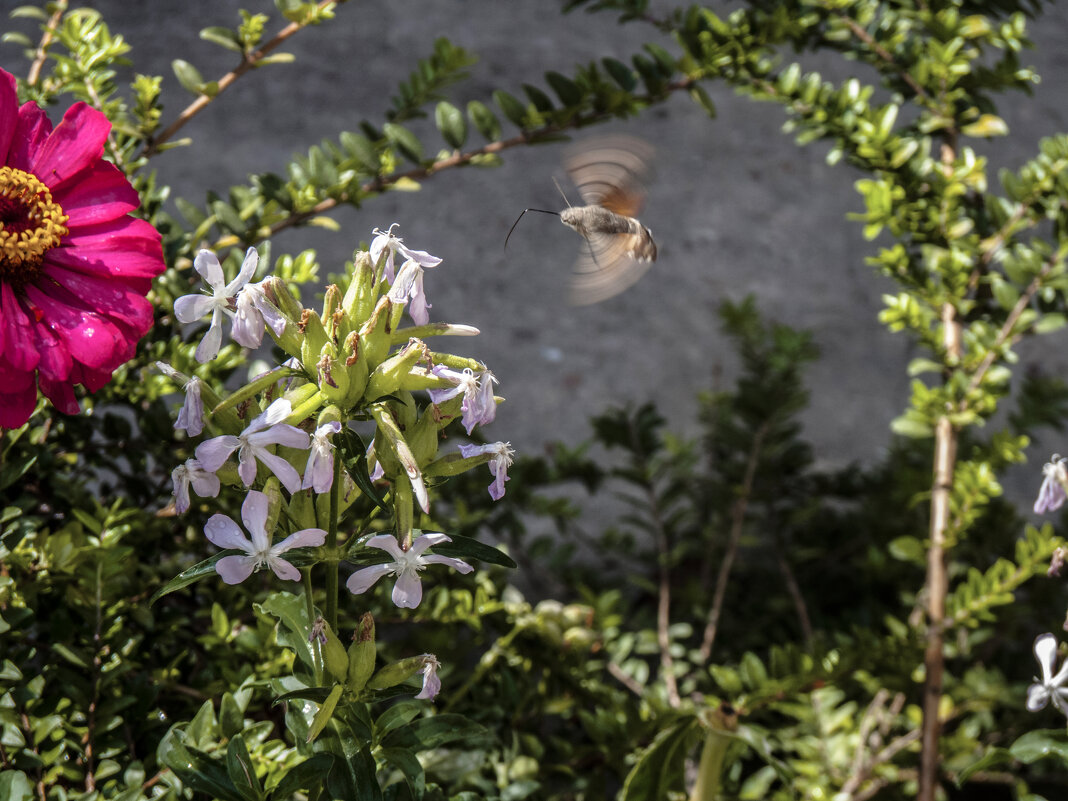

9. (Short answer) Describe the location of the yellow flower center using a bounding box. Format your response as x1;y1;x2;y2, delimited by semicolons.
0;166;69;287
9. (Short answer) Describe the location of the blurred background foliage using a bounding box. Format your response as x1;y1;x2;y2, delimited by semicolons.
4;1;1068;799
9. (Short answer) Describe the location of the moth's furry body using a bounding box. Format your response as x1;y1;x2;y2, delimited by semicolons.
559;206;657;264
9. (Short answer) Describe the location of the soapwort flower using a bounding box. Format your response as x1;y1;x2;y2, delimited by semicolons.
388;258;436;325
174;247;258;362
0;68;166;427
303;420;342;493
370;223;441;283
415;654;441;700
428;366;497;434
170;458;220;514
1034;455;1068;515
156;362;205;437
205;489;326;584
346;532;473;609
196;398;310;493
458;441;514;500
1027;633;1068;716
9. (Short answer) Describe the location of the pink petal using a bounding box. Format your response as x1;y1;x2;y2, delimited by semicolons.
49;217;165;285
23;284;122;370
366;534;406;560
0;357;34;392
253;450;302;494
216;554;257;585
1;283;40;372
0;383;37;429
267;556;301;582
28;102;110;193
204;513;250;551
30;314;72;382
42;264;154;333
409;532;450;556
0;69;16;163
274;527;327;552
240;490;270;551
70;362;113;393
392;573;423;608
421;555;474;574
7;102;52;173
345;564;393;595
38;376;80;415
251;425;310;449
237;451;259;487
52;158;139;225
195;435;240;471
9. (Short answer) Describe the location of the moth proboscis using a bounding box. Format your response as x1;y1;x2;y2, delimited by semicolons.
506;135;657;305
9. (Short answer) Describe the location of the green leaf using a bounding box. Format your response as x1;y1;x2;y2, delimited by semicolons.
257;592;315;670
336;429;389;513
384;122;424;163
380;747;426;799
307;684;344;743
158;729;246;801
467;100;501;142
0;771;34;801
522;83;554;113
620;717;698;801
888;535;926;564
340;131;379;172
962;114;1008;138
431;533;516;568
151;553;230;605
172;59;206;94
226;735;264;801
493;89;528;127
268;754;334;798
200;26;242;51
602;57;637;91
273;686;335;706
1010;729;1068;763
545;71;583;106
957;747;1012;785
434;101;467;149
392;714;487;750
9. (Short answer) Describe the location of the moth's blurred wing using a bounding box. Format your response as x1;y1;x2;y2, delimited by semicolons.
568;232;655;306
564;135;654;217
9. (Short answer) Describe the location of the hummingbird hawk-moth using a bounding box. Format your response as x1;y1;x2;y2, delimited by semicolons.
506;135;658;305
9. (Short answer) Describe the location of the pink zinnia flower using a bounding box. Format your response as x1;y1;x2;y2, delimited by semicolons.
0;68;165;428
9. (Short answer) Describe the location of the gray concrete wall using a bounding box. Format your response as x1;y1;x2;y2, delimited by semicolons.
4;1;1068;490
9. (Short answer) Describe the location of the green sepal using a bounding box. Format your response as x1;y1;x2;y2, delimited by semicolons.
367;655;425;691
321;623;349;684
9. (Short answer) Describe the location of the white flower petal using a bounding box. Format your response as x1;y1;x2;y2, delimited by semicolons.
193;250;225;288
173;294;214;323
346;563;394;595
254;450;303;494
274;527;328;553
1027;682;1051;711
267;555;302;582
204;514;251;552
422;554;474;574
409;532;451;555
1035;633;1058;683
216;554;257;584
194;313;225;363
366;534;406;560
392;572;423;608
241;491;271;552
195;436;239;471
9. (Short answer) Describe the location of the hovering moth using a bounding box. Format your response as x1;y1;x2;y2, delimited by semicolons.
506;135;657;305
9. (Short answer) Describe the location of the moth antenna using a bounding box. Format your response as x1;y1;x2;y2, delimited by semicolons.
552;176;573;208
505;208;560;251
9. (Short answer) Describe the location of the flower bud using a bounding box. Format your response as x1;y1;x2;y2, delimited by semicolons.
358;296;394;370
347;614;376;693
367;654;425;691
322;623;350;684
365;339;428;401
321;283;342;333
317;342;350;404
342;251;377;327
340;331;370;406
300;309;330;370
261;276;305;358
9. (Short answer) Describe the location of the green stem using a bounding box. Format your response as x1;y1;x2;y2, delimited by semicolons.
325;453;342;632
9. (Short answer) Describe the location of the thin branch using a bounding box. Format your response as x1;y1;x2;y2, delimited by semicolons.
699;422;770;664
26;1;67;87
607;661;645;698
834;12;928;101
773;536;813;644
141;0;338;159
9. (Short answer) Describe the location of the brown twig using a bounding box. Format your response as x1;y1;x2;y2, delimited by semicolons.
26;0;67;87
699;422;770;664
141;0;339;159
773;536;813;644
607;661;645;698
835;12;928;101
